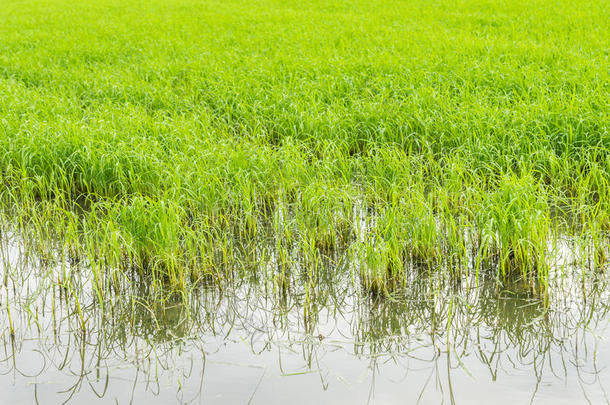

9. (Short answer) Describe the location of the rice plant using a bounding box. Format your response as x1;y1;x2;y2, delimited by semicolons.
0;0;607;296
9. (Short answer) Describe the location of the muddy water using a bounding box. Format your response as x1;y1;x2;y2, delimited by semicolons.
0;233;609;404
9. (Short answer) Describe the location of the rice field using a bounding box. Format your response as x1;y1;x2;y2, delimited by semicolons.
1;228;609;403
0;0;609;402
1;0;609;292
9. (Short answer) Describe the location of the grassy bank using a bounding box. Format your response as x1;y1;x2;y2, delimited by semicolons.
0;0;608;294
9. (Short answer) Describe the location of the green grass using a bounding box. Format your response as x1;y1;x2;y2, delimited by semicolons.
0;0;608;294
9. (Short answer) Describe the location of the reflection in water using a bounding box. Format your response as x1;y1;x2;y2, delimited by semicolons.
0;231;609;404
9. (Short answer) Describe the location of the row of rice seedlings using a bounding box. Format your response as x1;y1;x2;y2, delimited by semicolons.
352;174;575;296
3;146;610;300
1;186;608;356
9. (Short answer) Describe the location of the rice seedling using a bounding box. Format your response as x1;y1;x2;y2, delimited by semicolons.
0;0;607;304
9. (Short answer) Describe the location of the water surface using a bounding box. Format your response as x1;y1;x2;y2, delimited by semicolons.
1;233;609;404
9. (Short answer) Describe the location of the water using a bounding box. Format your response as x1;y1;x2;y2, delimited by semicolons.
1;232;609;404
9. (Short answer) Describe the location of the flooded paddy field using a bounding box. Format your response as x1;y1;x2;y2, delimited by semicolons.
1;231;609;404
0;0;609;403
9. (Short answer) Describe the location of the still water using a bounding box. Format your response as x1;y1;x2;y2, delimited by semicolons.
1;233;609;404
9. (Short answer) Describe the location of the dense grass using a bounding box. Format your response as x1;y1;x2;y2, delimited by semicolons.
0;0;608;294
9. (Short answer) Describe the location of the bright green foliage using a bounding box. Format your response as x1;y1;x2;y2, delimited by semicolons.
0;0;608;293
